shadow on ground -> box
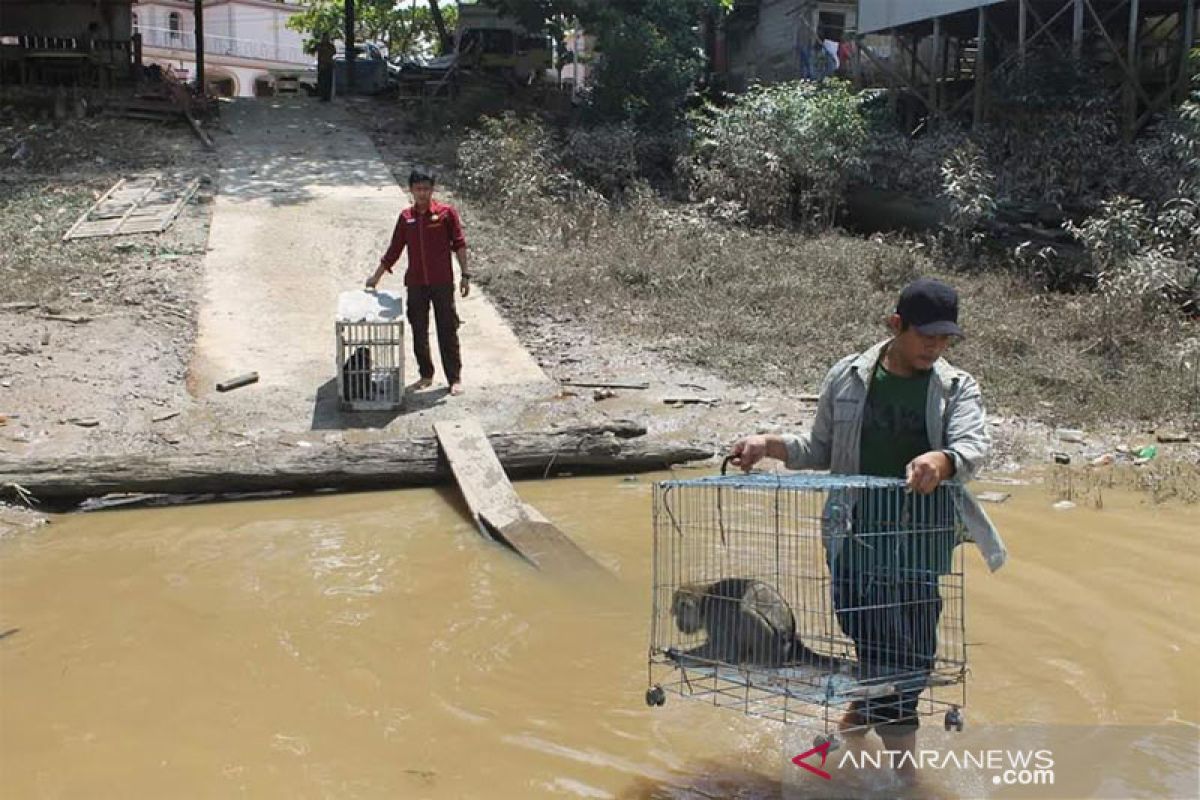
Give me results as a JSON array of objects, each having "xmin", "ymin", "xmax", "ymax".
[{"xmin": 310, "ymin": 377, "xmax": 449, "ymax": 430}]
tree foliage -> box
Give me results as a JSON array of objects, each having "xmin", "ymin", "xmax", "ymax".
[
  {"xmin": 286, "ymin": 0, "xmax": 458, "ymax": 58},
  {"xmin": 690, "ymin": 79, "xmax": 869, "ymax": 227},
  {"xmin": 480, "ymin": 0, "xmax": 730, "ymax": 129}
]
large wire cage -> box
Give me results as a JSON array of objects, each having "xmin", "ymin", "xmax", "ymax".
[{"xmin": 646, "ymin": 470, "xmax": 969, "ymax": 743}]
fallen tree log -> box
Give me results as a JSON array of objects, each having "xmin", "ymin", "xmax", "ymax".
[{"xmin": 0, "ymin": 421, "xmax": 713, "ymax": 507}]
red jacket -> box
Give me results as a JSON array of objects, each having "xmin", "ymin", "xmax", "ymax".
[{"xmin": 379, "ymin": 200, "xmax": 467, "ymax": 287}]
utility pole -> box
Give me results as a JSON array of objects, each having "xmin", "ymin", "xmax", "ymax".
[
  {"xmin": 194, "ymin": 0, "xmax": 205, "ymax": 92},
  {"xmin": 345, "ymin": 0, "xmax": 356, "ymax": 93}
]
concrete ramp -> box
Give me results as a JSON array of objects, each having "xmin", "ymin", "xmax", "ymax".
[{"xmin": 189, "ymin": 98, "xmax": 551, "ymax": 433}]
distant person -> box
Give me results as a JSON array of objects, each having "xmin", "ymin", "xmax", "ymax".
[
  {"xmin": 316, "ymin": 33, "xmax": 336, "ymax": 101},
  {"xmin": 82, "ymin": 21, "xmax": 101, "ymax": 53},
  {"xmin": 366, "ymin": 170, "xmax": 471, "ymax": 396}
]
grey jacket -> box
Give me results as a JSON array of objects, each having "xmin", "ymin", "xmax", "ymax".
[{"xmin": 779, "ymin": 339, "xmax": 1008, "ymax": 572}]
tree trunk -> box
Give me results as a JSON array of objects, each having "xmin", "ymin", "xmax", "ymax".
[
  {"xmin": 427, "ymin": 0, "xmax": 452, "ymax": 55},
  {"xmin": 0, "ymin": 422, "xmax": 713, "ymax": 507}
]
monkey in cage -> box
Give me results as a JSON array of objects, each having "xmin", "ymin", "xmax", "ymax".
[
  {"xmin": 669, "ymin": 578, "xmax": 840, "ymax": 670},
  {"xmin": 729, "ymin": 279, "xmax": 1007, "ymax": 779},
  {"xmin": 341, "ymin": 346, "xmax": 372, "ymax": 401}
]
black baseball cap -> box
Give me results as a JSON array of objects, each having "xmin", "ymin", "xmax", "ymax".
[{"xmin": 896, "ymin": 278, "xmax": 964, "ymax": 337}]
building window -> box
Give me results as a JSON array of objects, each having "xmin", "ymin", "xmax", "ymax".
[
  {"xmin": 817, "ymin": 11, "xmax": 846, "ymax": 42},
  {"xmin": 168, "ymin": 12, "xmax": 181, "ymax": 40}
]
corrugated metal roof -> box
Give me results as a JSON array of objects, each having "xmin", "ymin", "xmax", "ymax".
[{"xmin": 857, "ymin": 0, "xmax": 1006, "ymax": 34}]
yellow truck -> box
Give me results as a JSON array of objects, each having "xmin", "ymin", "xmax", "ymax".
[{"xmin": 454, "ymin": 3, "xmax": 553, "ymax": 83}]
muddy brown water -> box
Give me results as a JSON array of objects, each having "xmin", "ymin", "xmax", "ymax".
[{"xmin": 1, "ymin": 476, "xmax": 1197, "ymax": 799}]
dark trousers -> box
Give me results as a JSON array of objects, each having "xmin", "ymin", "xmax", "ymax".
[
  {"xmin": 832, "ymin": 562, "xmax": 943, "ymax": 731},
  {"xmin": 317, "ymin": 66, "xmax": 332, "ymax": 101},
  {"xmin": 407, "ymin": 284, "xmax": 461, "ymax": 384}
]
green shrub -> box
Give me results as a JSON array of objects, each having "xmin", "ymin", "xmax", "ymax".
[
  {"xmin": 456, "ymin": 113, "xmax": 559, "ymax": 209},
  {"xmin": 689, "ymin": 79, "xmax": 868, "ymax": 227},
  {"xmin": 940, "ymin": 140, "xmax": 997, "ymax": 249}
]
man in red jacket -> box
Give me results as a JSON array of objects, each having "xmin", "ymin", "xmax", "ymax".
[{"xmin": 367, "ymin": 170, "xmax": 471, "ymax": 396}]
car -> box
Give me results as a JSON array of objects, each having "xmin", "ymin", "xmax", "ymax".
[{"xmin": 333, "ymin": 42, "xmax": 389, "ymax": 94}]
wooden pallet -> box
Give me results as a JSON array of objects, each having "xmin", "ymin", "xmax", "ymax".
[{"xmin": 63, "ymin": 174, "xmax": 200, "ymax": 240}]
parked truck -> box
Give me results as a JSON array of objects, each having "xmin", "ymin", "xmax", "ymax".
[
  {"xmin": 453, "ymin": 3, "xmax": 553, "ymax": 83},
  {"xmin": 392, "ymin": 3, "xmax": 555, "ymax": 95}
]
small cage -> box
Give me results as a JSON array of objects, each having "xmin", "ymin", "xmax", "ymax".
[
  {"xmin": 646, "ymin": 470, "xmax": 969, "ymax": 741},
  {"xmin": 336, "ymin": 290, "xmax": 405, "ymax": 412}
]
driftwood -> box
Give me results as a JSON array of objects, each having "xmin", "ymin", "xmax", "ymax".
[
  {"xmin": 216, "ymin": 372, "xmax": 259, "ymax": 392},
  {"xmin": 561, "ymin": 380, "xmax": 650, "ymax": 390},
  {"xmin": 0, "ymin": 421, "xmax": 713, "ymax": 507}
]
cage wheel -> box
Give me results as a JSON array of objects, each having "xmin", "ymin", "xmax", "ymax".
[
  {"xmin": 645, "ymin": 685, "xmax": 666, "ymax": 707},
  {"xmin": 944, "ymin": 706, "xmax": 964, "ymax": 732},
  {"xmin": 813, "ymin": 733, "xmax": 842, "ymax": 752}
]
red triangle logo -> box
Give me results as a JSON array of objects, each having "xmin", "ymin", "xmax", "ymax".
[{"xmin": 792, "ymin": 740, "xmax": 833, "ymax": 780}]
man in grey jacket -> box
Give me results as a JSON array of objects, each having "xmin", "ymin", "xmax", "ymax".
[{"xmin": 730, "ymin": 278, "xmax": 1006, "ymax": 778}]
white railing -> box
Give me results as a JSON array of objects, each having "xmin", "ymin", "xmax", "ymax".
[{"xmin": 138, "ymin": 25, "xmax": 312, "ymax": 66}]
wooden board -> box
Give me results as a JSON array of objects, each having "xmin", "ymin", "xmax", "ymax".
[{"xmin": 434, "ymin": 419, "xmax": 608, "ymax": 575}]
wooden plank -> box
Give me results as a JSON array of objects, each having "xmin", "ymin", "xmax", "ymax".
[
  {"xmin": 434, "ymin": 418, "xmax": 607, "ymax": 575},
  {"xmin": 561, "ymin": 379, "xmax": 650, "ymax": 390},
  {"xmin": 481, "ymin": 512, "xmax": 606, "ymax": 575},
  {"xmin": 72, "ymin": 221, "xmax": 121, "ymax": 236},
  {"xmin": 216, "ymin": 372, "xmax": 259, "ymax": 392},
  {"xmin": 1125, "ymin": 0, "xmax": 1140, "ymax": 140},
  {"xmin": 185, "ymin": 108, "xmax": 215, "ymax": 149},
  {"xmin": 1073, "ymin": 0, "xmax": 1085, "ymax": 60},
  {"xmin": 435, "ymin": 418, "xmax": 526, "ymax": 533},
  {"xmin": 1183, "ymin": 0, "xmax": 1196, "ymax": 104},
  {"xmin": 1019, "ymin": 0, "xmax": 1027, "ymax": 66}
]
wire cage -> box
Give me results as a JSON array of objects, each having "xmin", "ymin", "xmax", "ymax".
[
  {"xmin": 646, "ymin": 470, "xmax": 969, "ymax": 744},
  {"xmin": 336, "ymin": 290, "xmax": 405, "ymax": 412}
]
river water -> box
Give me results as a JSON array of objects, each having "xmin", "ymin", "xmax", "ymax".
[{"xmin": 1, "ymin": 475, "xmax": 1196, "ymax": 799}]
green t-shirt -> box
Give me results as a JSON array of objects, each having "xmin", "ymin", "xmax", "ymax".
[
  {"xmin": 843, "ymin": 361, "xmax": 955, "ymax": 577},
  {"xmin": 859, "ymin": 362, "xmax": 932, "ymax": 479}
]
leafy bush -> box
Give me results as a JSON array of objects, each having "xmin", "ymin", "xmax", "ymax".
[
  {"xmin": 940, "ymin": 140, "xmax": 997, "ymax": 248},
  {"xmin": 983, "ymin": 49, "xmax": 1136, "ymax": 209},
  {"xmin": 456, "ymin": 113, "xmax": 558, "ymax": 209},
  {"xmin": 1067, "ymin": 52, "xmax": 1200, "ymax": 320},
  {"xmin": 689, "ymin": 79, "xmax": 868, "ymax": 227},
  {"xmin": 456, "ymin": 112, "xmax": 616, "ymax": 245},
  {"xmin": 865, "ymin": 125, "xmax": 970, "ymax": 198},
  {"xmin": 562, "ymin": 124, "xmax": 640, "ymax": 198}
]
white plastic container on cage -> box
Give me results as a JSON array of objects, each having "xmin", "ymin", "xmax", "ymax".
[
  {"xmin": 646, "ymin": 469, "xmax": 970, "ymax": 746},
  {"xmin": 336, "ymin": 289, "xmax": 405, "ymax": 412}
]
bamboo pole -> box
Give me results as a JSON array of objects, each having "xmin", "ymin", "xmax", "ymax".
[{"xmin": 974, "ymin": 5, "xmax": 987, "ymax": 128}]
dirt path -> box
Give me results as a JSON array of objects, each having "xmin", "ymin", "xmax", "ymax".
[{"xmin": 189, "ymin": 98, "xmax": 552, "ymax": 437}]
